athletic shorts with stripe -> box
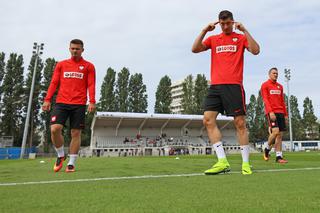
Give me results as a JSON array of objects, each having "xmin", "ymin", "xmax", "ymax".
[
  {"xmin": 50, "ymin": 103, "xmax": 86, "ymax": 129},
  {"xmin": 204, "ymin": 84, "xmax": 246, "ymax": 116},
  {"xmin": 266, "ymin": 113, "xmax": 286, "ymax": 132}
]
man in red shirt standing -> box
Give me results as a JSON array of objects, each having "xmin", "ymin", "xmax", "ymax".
[
  {"xmin": 192, "ymin": 10, "xmax": 260, "ymax": 175},
  {"xmin": 261, "ymin": 67, "xmax": 288, "ymax": 163},
  {"xmin": 42, "ymin": 39, "xmax": 96, "ymax": 172}
]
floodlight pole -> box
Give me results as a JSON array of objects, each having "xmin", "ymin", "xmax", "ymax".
[
  {"xmin": 284, "ymin": 68, "xmax": 293, "ymax": 152},
  {"xmin": 20, "ymin": 43, "xmax": 44, "ymax": 159}
]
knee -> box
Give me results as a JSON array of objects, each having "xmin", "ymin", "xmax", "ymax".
[
  {"xmin": 276, "ymin": 132, "xmax": 282, "ymax": 139},
  {"xmin": 271, "ymin": 129, "xmax": 280, "ymax": 137},
  {"xmin": 51, "ymin": 125, "xmax": 62, "ymax": 135},
  {"xmin": 203, "ymin": 116, "xmax": 216, "ymax": 129},
  {"xmin": 71, "ymin": 129, "xmax": 81, "ymax": 138},
  {"xmin": 234, "ymin": 118, "xmax": 247, "ymax": 132}
]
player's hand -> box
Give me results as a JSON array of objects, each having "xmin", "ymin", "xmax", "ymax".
[
  {"xmin": 234, "ymin": 21, "xmax": 246, "ymax": 32},
  {"xmin": 203, "ymin": 21, "xmax": 219, "ymax": 32},
  {"xmin": 88, "ymin": 103, "xmax": 96, "ymax": 113},
  {"xmin": 42, "ymin": 101, "xmax": 51, "ymax": 111},
  {"xmin": 269, "ymin": 112, "xmax": 276, "ymax": 121}
]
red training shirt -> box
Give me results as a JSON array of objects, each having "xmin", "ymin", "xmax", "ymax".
[
  {"xmin": 203, "ymin": 32, "xmax": 248, "ymax": 85},
  {"xmin": 261, "ymin": 79, "xmax": 288, "ymax": 116},
  {"xmin": 44, "ymin": 57, "xmax": 96, "ymax": 105}
]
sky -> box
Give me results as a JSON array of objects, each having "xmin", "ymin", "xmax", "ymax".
[{"xmin": 0, "ymin": 0, "xmax": 319, "ymax": 117}]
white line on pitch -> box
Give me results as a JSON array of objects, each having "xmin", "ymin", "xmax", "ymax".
[{"xmin": 1, "ymin": 167, "xmax": 320, "ymax": 186}]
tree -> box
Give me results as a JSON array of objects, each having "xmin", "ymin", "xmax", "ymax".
[
  {"xmin": 81, "ymin": 109, "xmax": 95, "ymax": 147},
  {"xmin": 194, "ymin": 74, "xmax": 208, "ymax": 115},
  {"xmin": 0, "ymin": 53, "xmax": 25, "ymax": 146},
  {"xmin": 23, "ymin": 55, "xmax": 44, "ymax": 147},
  {"xmin": 181, "ymin": 75, "xmax": 196, "ymax": 114},
  {"xmin": 303, "ymin": 97, "xmax": 318, "ymax": 139},
  {"xmin": 99, "ymin": 67, "xmax": 116, "ymax": 112},
  {"xmin": 40, "ymin": 58, "xmax": 57, "ymax": 152},
  {"xmin": 253, "ymin": 91, "xmax": 268, "ymax": 142},
  {"xmin": 115, "ymin": 67, "xmax": 130, "ymax": 112},
  {"xmin": 289, "ymin": 95, "xmax": 304, "ymax": 140},
  {"xmin": 128, "ymin": 73, "xmax": 148, "ymax": 113},
  {"xmin": 246, "ymin": 94, "xmax": 257, "ymax": 142},
  {"xmin": 282, "ymin": 94, "xmax": 290, "ymax": 141},
  {"xmin": 154, "ymin": 75, "xmax": 172, "ymax": 114}
]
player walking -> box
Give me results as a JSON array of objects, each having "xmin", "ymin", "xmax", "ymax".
[
  {"xmin": 261, "ymin": 67, "xmax": 288, "ymax": 163},
  {"xmin": 42, "ymin": 39, "xmax": 96, "ymax": 172}
]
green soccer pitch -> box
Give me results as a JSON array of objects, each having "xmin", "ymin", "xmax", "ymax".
[{"xmin": 0, "ymin": 152, "xmax": 320, "ymax": 213}]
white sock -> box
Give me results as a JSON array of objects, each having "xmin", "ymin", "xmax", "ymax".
[
  {"xmin": 68, "ymin": 154, "xmax": 78, "ymax": 166},
  {"xmin": 213, "ymin": 141, "xmax": 226, "ymax": 160},
  {"xmin": 265, "ymin": 143, "xmax": 270, "ymax": 150},
  {"xmin": 55, "ymin": 146, "xmax": 64, "ymax": 158},
  {"xmin": 276, "ymin": 151, "xmax": 282, "ymax": 157},
  {"xmin": 240, "ymin": 145, "xmax": 250, "ymax": 163}
]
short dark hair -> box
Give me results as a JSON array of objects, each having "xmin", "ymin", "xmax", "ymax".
[
  {"xmin": 268, "ymin": 67, "xmax": 278, "ymax": 74},
  {"xmin": 219, "ymin": 10, "xmax": 234, "ymax": 20},
  {"xmin": 70, "ymin": 39, "xmax": 84, "ymax": 47}
]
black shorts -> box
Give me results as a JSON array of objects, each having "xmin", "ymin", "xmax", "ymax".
[
  {"xmin": 204, "ymin": 84, "xmax": 246, "ymax": 116},
  {"xmin": 266, "ymin": 113, "xmax": 286, "ymax": 132},
  {"xmin": 50, "ymin": 103, "xmax": 86, "ymax": 129}
]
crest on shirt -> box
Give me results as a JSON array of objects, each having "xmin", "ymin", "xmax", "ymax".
[
  {"xmin": 277, "ymin": 86, "xmax": 280, "ymax": 89},
  {"xmin": 232, "ymin": 38, "xmax": 238, "ymax": 42},
  {"xmin": 79, "ymin": 65, "xmax": 84, "ymax": 70}
]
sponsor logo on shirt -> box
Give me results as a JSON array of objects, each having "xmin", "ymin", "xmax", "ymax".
[
  {"xmin": 64, "ymin": 72, "xmax": 84, "ymax": 79},
  {"xmin": 216, "ymin": 45, "xmax": 237, "ymax": 53},
  {"xmin": 270, "ymin": 90, "xmax": 281, "ymax": 95}
]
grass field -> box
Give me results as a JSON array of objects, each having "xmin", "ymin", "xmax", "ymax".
[{"xmin": 0, "ymin": 152, "xmax": 320, "ymax": 213}]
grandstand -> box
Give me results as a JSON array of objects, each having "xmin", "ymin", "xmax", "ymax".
[
  {"xmin": 0, "ymin": 136, "xmax": 13, "ymax": 148},
  {"xmin": 89, "ymin": 112, "xmax": 249, "ymax": 157}
]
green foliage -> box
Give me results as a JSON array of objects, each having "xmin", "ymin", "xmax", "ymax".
[
  {"xmin": 180, "ymin": 74, "xmax": 208, "ymax": 115},
  {"xmin": 303, "ymin": 97, "xmax": 318, "ymax": 139},
  {"xmin": 99, "ymin": 67, "xmax": 116, "ymax": 112},
  {"xmin": 128, "ymin": 73, "xmax": 148, "ymax": 113},
  {"xmin": 115, "ymin": 67, "xmax": 130, "ymax": 112},
  {"xmin": 194, "ymin": 74, "xmax": 208, "ymax": 115},
  {"xmin": 248, "ymin": 91, "xmax": 268, "ymax": 142},
  {"xmin": 289, "ymin": 95, "xmax": 304, "ymax": 140},
  {"xmin": 181, "ymin": 75, "xmax": 196, "ymax": 114},
  {"xmin": 0, "ymin": 53, "xmax": 25, "ymax": 146},
  {"xmin": 40, "ymin": 58, "xmax": 57, "ymax": 152},
  {"xmin": 154, "ymin": 75, "xmax": 172, "ymax": 114}
]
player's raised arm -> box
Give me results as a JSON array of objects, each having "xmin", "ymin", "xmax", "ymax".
[
  {"xmin": 191, "ymin": 21, "xmax": 219, "ymax": 53},
  {"xmin": 234, "ymin": 21, "xmax": 260, "ymax": 55}
]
